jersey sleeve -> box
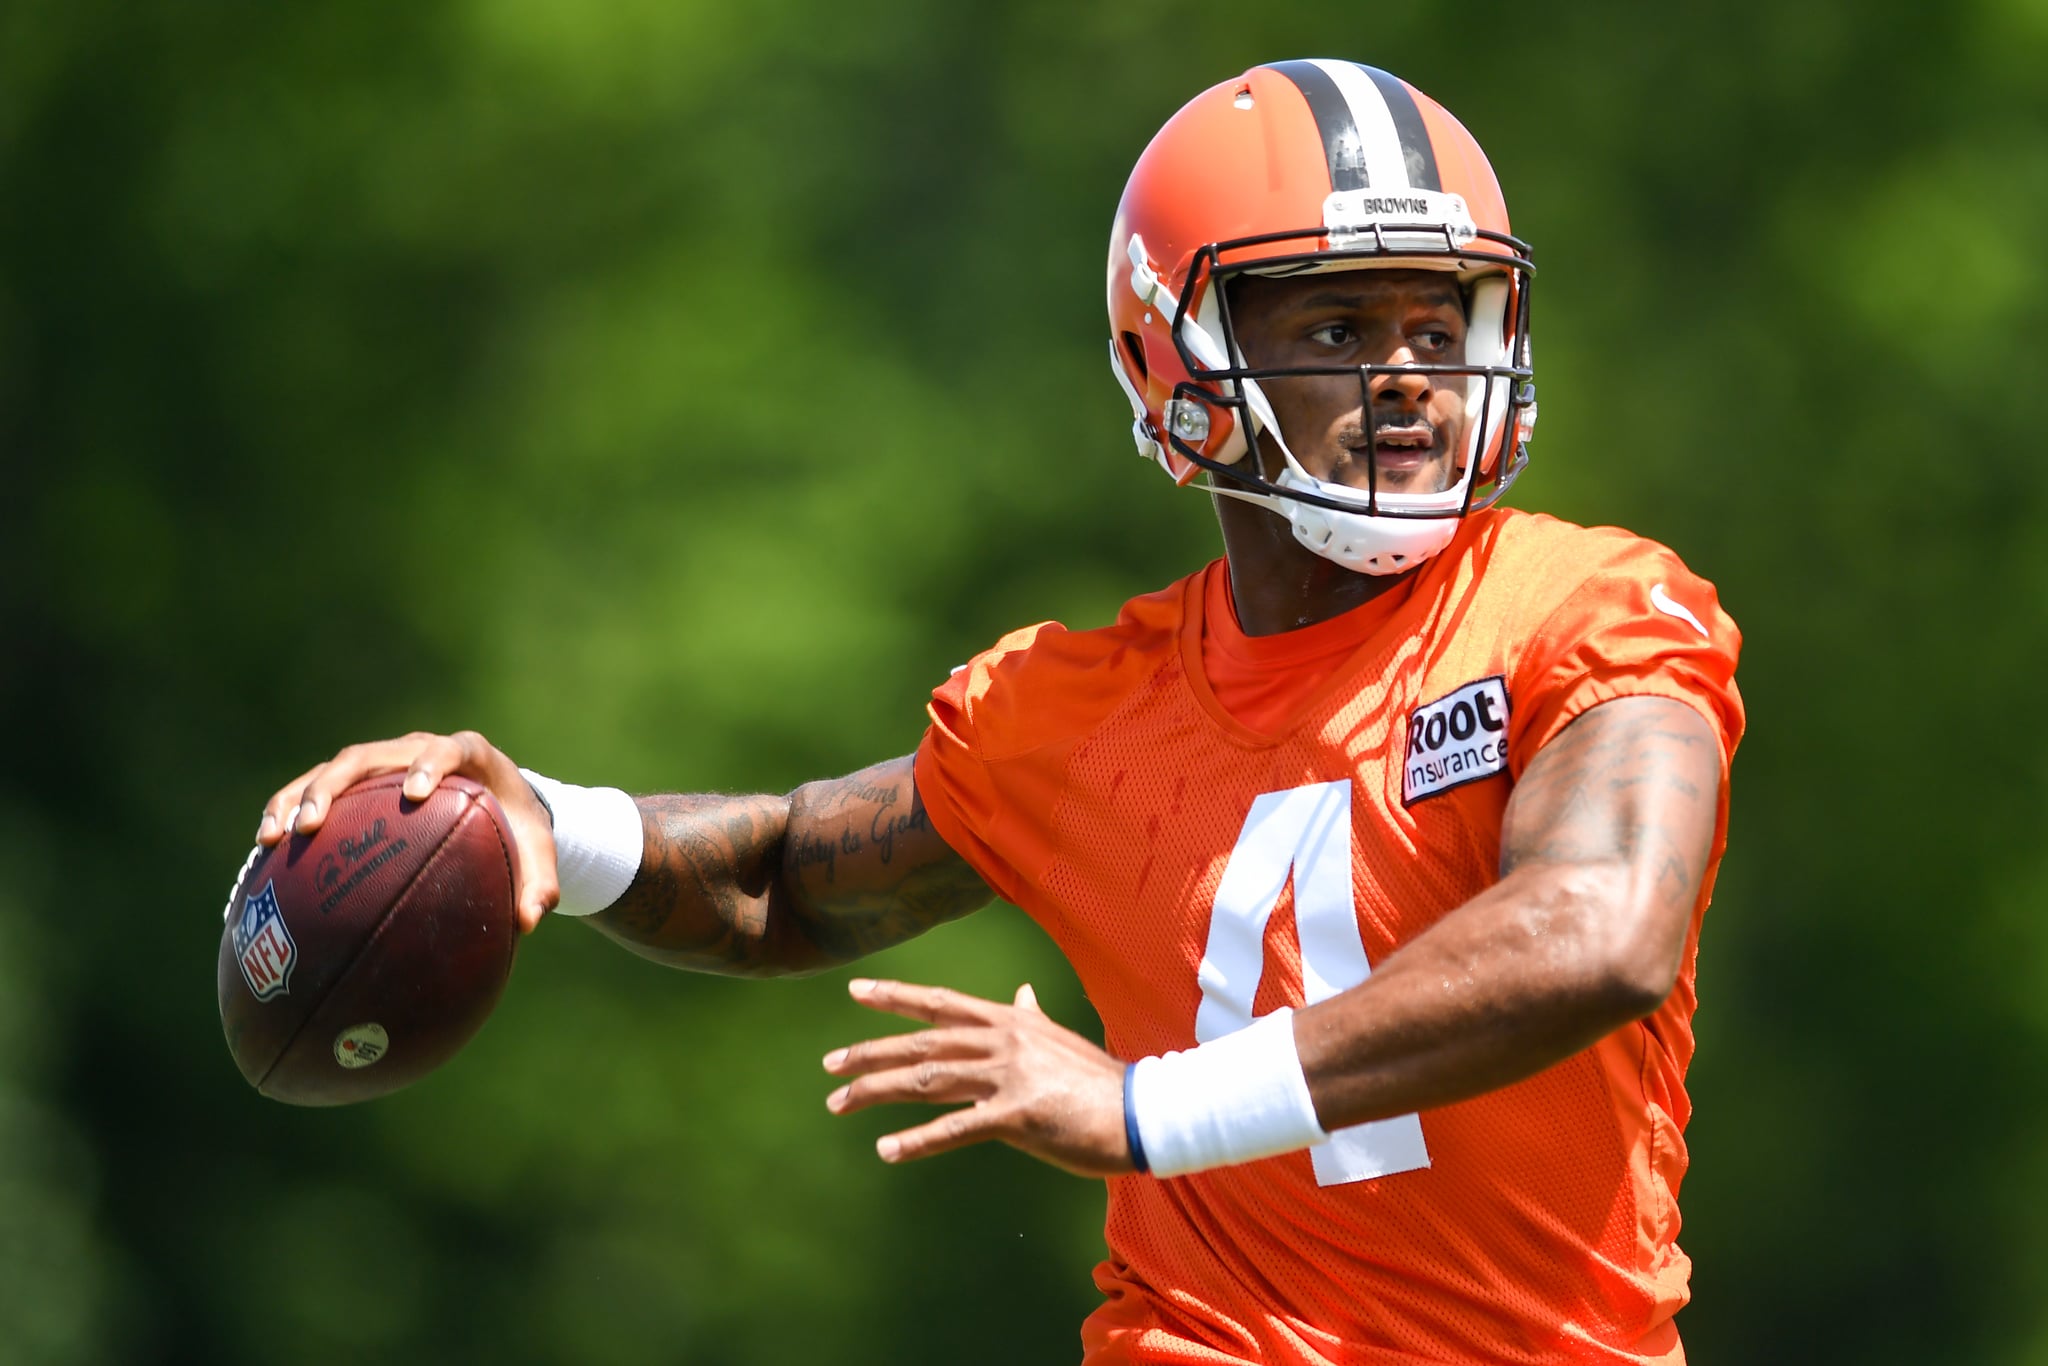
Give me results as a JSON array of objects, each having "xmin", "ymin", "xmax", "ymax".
[
  {"xmin": 1507, "ymin": 545, "xmax": 1745, "ymax": 776},
  {"xmin": 912, "ymin": 623, "xmax": 1064, "ymax": 908}
]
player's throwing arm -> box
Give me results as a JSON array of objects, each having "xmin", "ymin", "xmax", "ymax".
[
  {"xmin": 256, "ymin": 733, "xmax": 995, "ymax": 974},
  {"xmin": 254, "ymin": 691, "xmax": 1718, "ymax": 1176}
]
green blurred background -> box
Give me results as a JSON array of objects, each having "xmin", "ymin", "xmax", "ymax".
[{"xmin": 4, "ymin": 1, "xmax": 2047, "ymax": 1361}]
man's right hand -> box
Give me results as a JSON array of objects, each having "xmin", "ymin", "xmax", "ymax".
[{"xmin": 255, "ymin": 731, "xmax": 561, "ymax": 931}]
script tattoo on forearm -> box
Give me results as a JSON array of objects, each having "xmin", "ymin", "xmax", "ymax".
[
  {"xmin": 777, "ymin": 766, "xmax": 985, "ymax": 963},
  {"xmin": 1500, "ymin": 696, "xmax": 1720, "ymax": 916},
  {"xmin": 591, "ymin": 757, "xmax": 990, "ymax": 976},
  {"xmin": 807, "ymin": 777, "xmax": 934, "ymax": 873}
]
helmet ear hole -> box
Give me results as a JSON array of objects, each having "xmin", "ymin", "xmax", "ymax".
[
  {"xmin": 1462, "ymin": 277, "xmax": 1512, "ymax": 478},
  {"xmin": 1120, "ymin": 331, "xmax": 1148, "ymax": 381}
]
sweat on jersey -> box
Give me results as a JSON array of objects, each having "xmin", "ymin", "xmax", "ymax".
[{"xmin": 914, "ymin": 508, "xmax": 1745, "ymax": 1366}]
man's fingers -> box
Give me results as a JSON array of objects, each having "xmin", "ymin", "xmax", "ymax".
[
  {"xmin": 827, "ymin": 978, "xmax": 1128, "ymax": 1178},
  {"xmin": 825, "ymin": 1060, "xmax": 994, "ymax": 1116},
  {"xmin": 254, "ymin": 731, "xmax": 558, "ymax": 932},
  {"xmin": 822, "ymin": 1027, "xmax": 989, "ymax": 1078},
  {"xmin": 444, "ymin": 737, "xmax": 560, "ymax": 932},
  {"xmin": 876, "ymin": 1104, "xmax": 1006, "ymax": 1164},
  {"xmin": 847, "ymin": 978, "xmax": 999, "ymax": 1026},
  {"xmin": 400, "ymin": 733, "xmax": 468, "ymax": 803},
  {"xmin": 265, "ymin": 732, "xmax": 477, "ymax": 840},
  {"xmin": 500, "ymin": 796, "xmax": 560, "ymax": 933},
  {"xmin": 293, "ymin": 750, "xmax": 368, "ymax": 834},
  {"xmin": 257, "ymin": 765, "xmax": 323, "ymax": 846},
  {"xmin": 293, "ymin": 736, "xmax": 434, "ymax": 833},
  {"xmin": 400, "ymin": 732, "xmax": 557, "ymax": 931}
]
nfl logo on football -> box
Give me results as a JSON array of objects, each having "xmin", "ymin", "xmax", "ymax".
[{"xmin": 233, "ymin": 881, "xmax": 297, "ymax": 1001}]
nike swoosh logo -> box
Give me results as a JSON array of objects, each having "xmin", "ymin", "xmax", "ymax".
[{"xmin": 1650, "ymin": 583, "xmax": 1709, "ymax": 638}]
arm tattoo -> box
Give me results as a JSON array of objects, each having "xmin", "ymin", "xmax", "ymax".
[
  {"xmin": 590, "ymin": 756, "xmax": 992, "ymax": 977},
  {"xmin": 777, "ymin": 765, "xmax": 992, "ymax": 963},
  {"xmin": 1286, "ymin": 696, "xmax": 1727, "ymax": 1130},
  {"xmin": 1501, "ymin": 696, "xmax": 1723, "ymax": 919},
  {"xmin": 602, "ymin": 791, "xmax": 787, "ymax": 964}
]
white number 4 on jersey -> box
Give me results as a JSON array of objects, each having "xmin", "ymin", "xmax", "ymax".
[{"xmin": 1196, "ymin": 780, "xmax": 1431, "ymax": 1187}]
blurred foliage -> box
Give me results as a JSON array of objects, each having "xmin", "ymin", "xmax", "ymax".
[{"xmin": 4, "ymin": 0, "xmax": 2048, "ymax": 1362}]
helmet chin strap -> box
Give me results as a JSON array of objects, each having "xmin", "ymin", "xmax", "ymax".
[{"xmin": 1208, "ymin": 373, "xmax": 1472, "ymax": 578}]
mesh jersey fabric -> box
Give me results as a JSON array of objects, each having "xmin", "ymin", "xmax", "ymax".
[
  {"xmin": 913, "ymin": 507, "xmax": 1745, "ymax": 1366},
  {"xmin": 1198, "ymin": 562, "xmax": 1417, "ymax": 733}
]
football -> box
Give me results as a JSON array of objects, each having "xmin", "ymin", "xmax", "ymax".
[{"xmin": 217, "ymin": 773, "xmax": 519, "ymax": 1105}]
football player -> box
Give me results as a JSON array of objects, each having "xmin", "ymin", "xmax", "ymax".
[{"xmin": 259, "ymin": 60, "xmax": 1741, "ymax": 1364}]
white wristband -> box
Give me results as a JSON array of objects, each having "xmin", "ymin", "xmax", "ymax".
[
  {"xmin": 519, "ymin": 768, "xmax": 644, "ymax": 917},
  {"xmin": 1129, "ymin": 1008, "xmax": 1328, "ymax": 1178}
]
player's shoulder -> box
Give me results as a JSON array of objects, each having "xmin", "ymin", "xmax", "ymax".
[
  {"xmin": 959, "ymin": 574, "xmax": 1188, "ymax": 686},
  {"xmin": 933, "ymin": 571, "xmax": 1195, "ymax": 760},
  {"xmin": 1456, "ymin": 507, "xmax": 1741, "ymax": 681},
  {"xmin": 1466, "ymin": 507, "xmax": 1730, "ymax": 625},
  {"xmin": 1476, "ymin": 506, "xmax": 1704, "ymax": 585}
]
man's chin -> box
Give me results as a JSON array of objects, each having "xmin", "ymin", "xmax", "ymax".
[{"xmin": 1335, "ymin": 461, "xmax": 1457, "ymax": 500}]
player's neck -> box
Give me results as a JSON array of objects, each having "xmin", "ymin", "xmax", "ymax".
[{"xmin": 1213, "ymin": 498, "xmax": 1415, "ymax": 637}]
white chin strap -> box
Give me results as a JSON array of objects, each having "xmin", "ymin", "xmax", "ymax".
[
  {"xmin": 1264, "ymin": 467, "xmax": 1462, "ymax": 576},
  {"xmin": 1214, "ymin": 373, "xmax": 1475, "ymax": 578}
]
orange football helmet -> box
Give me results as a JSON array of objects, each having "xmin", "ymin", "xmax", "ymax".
[{"xmin": 1106, "ymin": 61, "xmax": 1536, "ymax": 575}]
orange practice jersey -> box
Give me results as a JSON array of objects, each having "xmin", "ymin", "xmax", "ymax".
[{"xmin": 914, "ymin": 508, "xmax": 1745, "ymax": 1366}]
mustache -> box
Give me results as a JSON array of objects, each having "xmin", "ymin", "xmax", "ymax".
[{"xmin": 1338, "ymin": 411, "xmax": 1444, "ymax": 446}]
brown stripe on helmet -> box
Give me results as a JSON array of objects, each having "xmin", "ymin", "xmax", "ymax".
[
  {"xmin": 1360, "ymin": 65, "xmax": 1442, "ymax": 192},
  {"xmin": 1263, "ymin": 59, "xmax": 1369, "ymax": 191}
]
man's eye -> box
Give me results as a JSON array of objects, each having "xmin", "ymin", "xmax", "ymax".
[
  {"xmin": 1416, "ymin": 329, "xmax": 1456, "ymax": 352},
  {"xmin": 1309, "ymin": 323, "xmax": 1355, "ymax": 347}
]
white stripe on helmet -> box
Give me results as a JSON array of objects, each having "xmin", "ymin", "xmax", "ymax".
[{"xmin": 1311, "ymin": 60, "xmax": 1412, "ymax": 191}]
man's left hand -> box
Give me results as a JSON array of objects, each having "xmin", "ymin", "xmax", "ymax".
[{"xmin": 824, "ymin": 978, "xmax": 1135, "ymax": 1179}]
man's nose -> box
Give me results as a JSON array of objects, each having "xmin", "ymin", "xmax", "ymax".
[{"xmin": 1366, "ymin": 358, "xmax": 1433, "ymax": 407}]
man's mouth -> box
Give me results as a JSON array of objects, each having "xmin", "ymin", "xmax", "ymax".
[{"xmin": 1360, "ymin": 425, "xmax": 1437, "ymax": 471}]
